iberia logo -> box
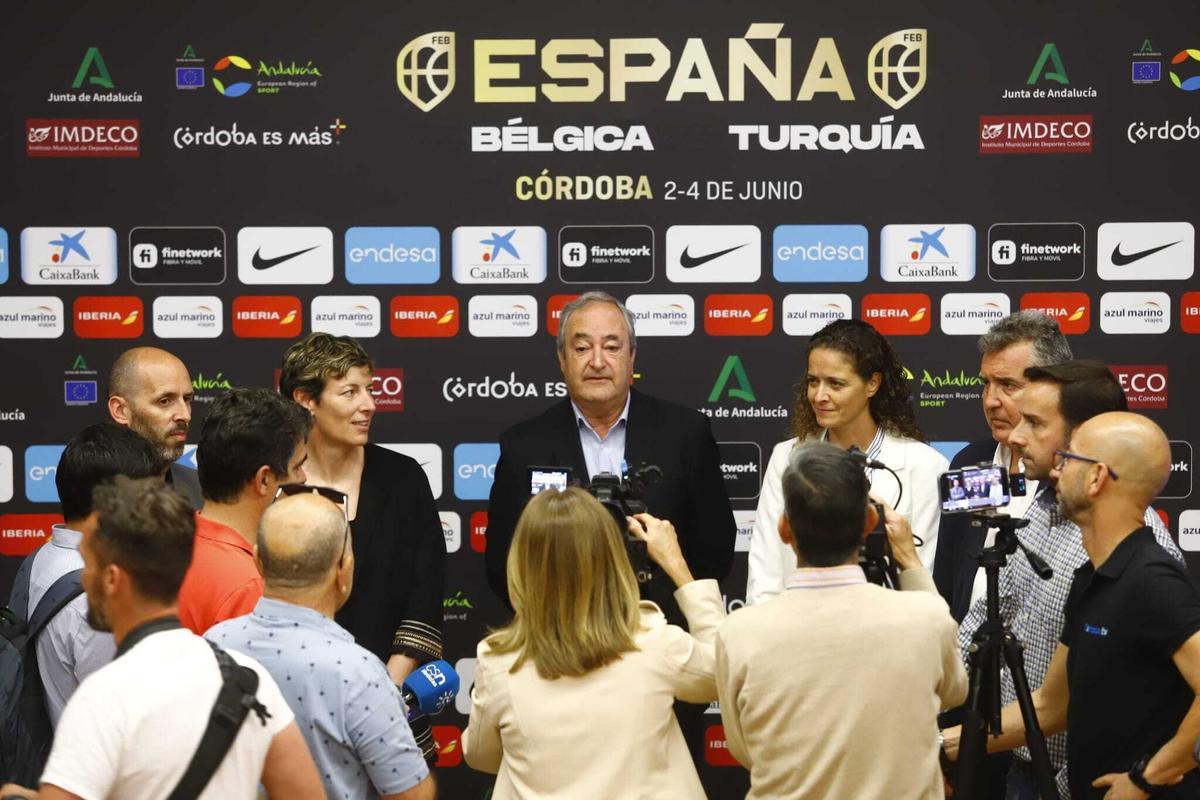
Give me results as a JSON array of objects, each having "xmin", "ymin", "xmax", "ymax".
[
  {"xmin": 0, "ymin": 514, "xmax": 63, "ymax": 556},
  {"xmin": 546, "ymin": 294, "xmax": 580, "ymax": 338},
  {"xmin": 73, "ymin": 296, "xmax": 144, "ymax": 338},
  {"xmin": 860, "ymin": 293, "xmax": 931, "ymax": 335},
  {"xmin": 704, "ymin": 725, "xmax": 739, "ymax": 767},
  {"xmin": 232, "ymin": 296, "xmax": 303, "ymax": 338},
  {"xmin": 432, "ymin": 725, "xmax": 463, "ymax": 767},
  {"xmin": 1020, "ymin": 292, "xmax": 1090, "ymax": 335},
  {"xmin": 1182, "ymin": 291, "xmax": 1200, "ymax": 335},
  {"xmin": 703, "ymin": 294, "xmax": 774, "ymax": 337},
  {"xmin": 469, "ymin": 510, "xmax": 487, "ymax": 553},
  {"xmin": 391, "ymin": 295, "xmax": 459, "ymax": 338}
]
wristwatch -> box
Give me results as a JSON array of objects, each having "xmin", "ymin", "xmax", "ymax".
[{"xmin": 1129, "ymin": 756, "xmax": 1168, "ymax": 795}]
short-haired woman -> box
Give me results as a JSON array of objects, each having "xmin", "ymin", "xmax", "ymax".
[
  {"xmin": 746, "ymin": 319, "xmax": 948, "ymax": 605},
  {"xmin": 280, "ymin": 332, "xmax": 444, "ymax": 681},
  {"xmin": 463, "ymin": 487, "xmax": 724, "ymax": 799}
]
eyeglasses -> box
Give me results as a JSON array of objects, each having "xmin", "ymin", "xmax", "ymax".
[
  {"xmin": 274, "ymin": 483, "xmax": 352, "ymax": 565},
  {"xmin": 1053, "ymin": 449, "xmax": 1119, "ymax": 481}
]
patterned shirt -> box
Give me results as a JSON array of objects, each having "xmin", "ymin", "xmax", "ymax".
[
  {"xmin": 957, "ymin": 489, "xmax": 1181, "ymax": 796},
  {"xmin": 207, "ymin": 598, "xmax": 428, "ymax": 800}
]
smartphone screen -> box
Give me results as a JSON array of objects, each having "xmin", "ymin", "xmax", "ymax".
[{"xmin": 940, "ymin": 465, "xmax": 1010, "ymax": 513}]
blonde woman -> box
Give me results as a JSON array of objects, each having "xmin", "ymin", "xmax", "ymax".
[{"xmin": 462, "ymin": 488, "xmax": 724, "ymax": 800}]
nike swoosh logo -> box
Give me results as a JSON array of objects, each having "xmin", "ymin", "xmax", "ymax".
[
  {"xmin": 679, "ymin": 243, "xmax": 747, "ymax": 269},
  {"xmin": 1111, "ymin": 240, "xmax": 1181, "ymax": 267},
  {"xmin": 251, "ymin": 245, "xmax": 320, "ymax": 270}
]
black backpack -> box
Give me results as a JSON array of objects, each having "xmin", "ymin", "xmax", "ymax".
[{"xmin": 0, "ymin": 556, "xmax": 83, "ymax": 785}]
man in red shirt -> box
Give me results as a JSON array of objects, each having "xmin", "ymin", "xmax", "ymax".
[{"xmin": 177, "ymin": 387, "xmax": 311, "ymax": 634}]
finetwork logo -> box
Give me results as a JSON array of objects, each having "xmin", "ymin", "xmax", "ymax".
[
  {"xmin": 1110, "ymin": 365, "xmax": 1168, "ymax": 409},
  {"xmin": 625, "ymin": 294, "xmax": 695, "ymax": 337},
  {"xmin": 25, "ymin": 445, "xmax": 66, "ymax": 503},
  {"xmin": 390, "ymin": 296, "xmax": 459, "ymax": 337},
  {"xmin": 781, "ymin": 294, "xmax": 851, "ymax": 336},
  {"xmin": 232, "ymin": 296, "xmax": 302, "ymax": 338},
  {"xmin": 345, "ymin": 227, "xmax": 440, "ymax": 285},
  {"xmin": 152, "ymin": 296, "xmax": 223, "ymax": 338},
  {"xmin": 21, "ymin": 227, "xmax": 117, "ymax": 285},
  {"xmin": 939, "ymin": 293, "xmax": 1011, "ymax": 335},
  {"xmin": 453, "ymin": 443, "xmax": 499, "ymax": 501},
  {"xmin": 717, "ymin": 442, "xmax": 763, "ymax": 500},
  {"xmin": 772, "ymin": 225, "xmax": 868, "ymax": 283},
  {"xmin": 988, "ymin": 223, "xmax": 1085, "ymax": 282},
  {"xmin": 129, "ymin": 227, "xmax": 226, "ymax": 285},
  {"xmin": 861, "ymin": 293, "xmax": 931, "ymax": 335},
  {"xmin": 26, "ymin": 119, "xmax": 140, "ymax": 158},
  {"xmin": 880, "ymin": 224, "xmax": 975, "ymax": 282},
  {"xmin": 1096, "ymin": 222, "xmax": 1194, "ymax": 281},
  {"xmin": 379, "ymin": 443, "xmax": 443, "ymax": 499},
  {"xmin": 0, "ymin": 297, "xmax": 65, "ymax": 339},
  {"xmin": 237, "ymin": 227, "xmax": 334, "ymax": 285},
  {"xmin": 467, "ymin": 295, "xmax": 538, "ymax": 337},
  {"xmin": 704, "ymin": 295, "xmax": 773, "ymax": 336},
  {"xmin": 1020, "ymin": 292, "xmax": 1091, "ymax": 335},
  {"xmin": 979, "ymin": 114, "xmax": 1093, "ymax": 154},
  {"xmin": 1182, "ymin": 291, "xmax": 1200, "ymax": 334},
  {"xmin": 665, "ymin": 226, "xmax": 761, "ymax": 284},
  {"xmin": 1163, "ymin": 441, "xmax": 1193, "ymax": 500},
  {"xmin": 558, "ymin": 225, "xmax": 653, "ymax": 284},
  {"xmin": 73, "ymin": 296, "xmax": 144, "ymax": 339},
  {"xmin": 311, "ymin": 295, "xmax": 381, "ymax": 338},
  {"xmin": 452, "ymin": 227, "xmax": 546, "ymax": 284},
  {"xmin": 1099, "ymin": 292, "xmax": 1171, "ymax": 334}
]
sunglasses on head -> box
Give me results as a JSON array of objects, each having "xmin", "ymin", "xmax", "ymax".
[{"xmin": 273, "ymin": 483, "xmax": 352, "ymax": 564}]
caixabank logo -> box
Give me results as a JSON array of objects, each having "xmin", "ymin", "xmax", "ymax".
[
  {"xmin": 704, "ymin": 294, "xmax": 773, "ymax": 336},
  {"xmin": 860, "ymin": 293, "xmax": 930, "ymax": 335},
  {"xmin": 880, "ymin": 224, "xmax": 976, "ymax": 282},
  {"xmin": 390, "ymin": 296, "xmax": 459, "ymax": 337},
  {"xmin": 21, "ymin": 227, "xmax": 118, "ymax": 285},
  {"xmin": 451, "ymin": 227, "xmax": 546, "ymax": 284},
  {"xmin": 1110, "ymin": 364, "xmax": 1167, "ymax": 409},
  {"xmin": 1020, "ymin": 292, "xmax": 1090, "ymax": 334},
  {"xmin": 73, "ymin": 296, "xmax": 144, "ymax": 338},
  {"xmin": 232, "ymin": 296, "xmax": 302, "ymax": 338}
]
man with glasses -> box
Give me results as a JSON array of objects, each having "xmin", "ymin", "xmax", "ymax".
[
  {"xmin": 945, "ymin": 413, "xmax": 1200, "ymax": 798},
  {"xmin": 207, "ymin": 487, "xmax": 435, "ymax": 800},
  {"xmin": 177, "ymin": 388, "xmax": 311, "ymax": 635},
  {"xmin": 943, "ymin": 361, "xmax": 1183, "ymax": 799}
]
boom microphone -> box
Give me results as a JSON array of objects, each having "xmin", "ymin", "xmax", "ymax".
[{"xmin": 400, "ymin": 659, "xmax": 460, "ymax": 719}]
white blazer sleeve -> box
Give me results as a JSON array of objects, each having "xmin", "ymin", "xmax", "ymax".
[
  {"xmin": 746, "ymin": 439, "xmax": 797, "ymax": 605},
  {"xmin": 907, "ymin": 443, "xmax": 949, "ymax": 570}
]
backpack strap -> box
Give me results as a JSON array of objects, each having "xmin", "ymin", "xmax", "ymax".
[
  {"xmin": 165, "ymin": 641, "xmax": 272, "ymax": 800},
  {"xmin": 25, "ymin": 570, "xmax": 84, "ymax": 645},
  {"xmin": 3, "ymin": 552, "xmax": 38, "ymax": 624}
]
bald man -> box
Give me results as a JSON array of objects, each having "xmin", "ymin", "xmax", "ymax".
[
  {"xmin": 207, "ymin": 491, "xmax": 435, "ymax": 800},
  {"xmin": 945, "ymin": 413, "xmax": 1200, "ymax": 799},
  {"xmin": 107, "ymin": 346, "xmax": 202, "ymax": 508}
]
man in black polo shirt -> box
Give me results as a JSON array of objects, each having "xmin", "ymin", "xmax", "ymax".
[{"xmin": 944, "ymin": 411, "xmax": 1200, "ymax": 798}]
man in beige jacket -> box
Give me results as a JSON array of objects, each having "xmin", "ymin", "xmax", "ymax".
[{"xmin": 716, "ymin": 441, "xmax": 967, "ymax": 799}]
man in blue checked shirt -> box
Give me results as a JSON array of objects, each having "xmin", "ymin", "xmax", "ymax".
[
  {"xmin": 942, "ymin": 361, "xmax": 1183, "ymax": 799},
  {"xmin": 208, "ymin": 488, "xmax": 435, "ymax": 800}
]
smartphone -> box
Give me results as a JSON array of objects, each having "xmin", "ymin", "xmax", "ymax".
[
  {"xmin": 939, "ymin": 464, "xmax": 1015, "ymax": 514},
  {"xmin": 529, "ymin": 466, "xmax": 571, "ymax": 496}
]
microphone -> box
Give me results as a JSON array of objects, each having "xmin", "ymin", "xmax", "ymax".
[
  {"xmin": 847, "ymin": 445, "xmax": 888, "ymax": 471},
  {"xmin": 400, "ymin": 659, "xmax": 460, "ymax": 719}
]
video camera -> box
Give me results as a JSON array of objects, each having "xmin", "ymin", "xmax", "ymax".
[
  {"xmin": 529, "ymin": 463, "xmax": 663, "ymax": 584},
  {"xmin": 938, "ymin": 463, "xmax": 1026, "ymax": 515},
  {"xmin": 860, "ymin": 501, "xmax": 900, "ymax": 589}
]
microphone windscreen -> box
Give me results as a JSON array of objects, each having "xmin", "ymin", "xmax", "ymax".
[{"xmin": 402, "ymin": 659, "xmax": 461, "ymax": 716}]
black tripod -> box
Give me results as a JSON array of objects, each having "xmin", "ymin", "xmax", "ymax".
[{"xmin": 954, "ymin": 513, "xmax": 1060, "ymax": 800}]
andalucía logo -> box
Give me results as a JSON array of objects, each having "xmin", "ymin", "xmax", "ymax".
[
  {"xmin": 390, "ymin": 295, "xmax": 459, "ymax": 337},
  {"xmin": 73, "ymin": 296, "xmax": 144, "ymax": 339},
  {"xmin": 1020, "ymin": 292, "xmax": 1091, "ymax": 335},
  {"xmin": 232, "ymin": 296, "xmax": 302, "ymax": 338},
  {"xmin": 860, "ymin": 293, "xmax": 931, "ymax": 335}
]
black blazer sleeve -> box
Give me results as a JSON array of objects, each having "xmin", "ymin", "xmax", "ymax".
[
  {"xmin": 390, "ymin": 460, "xmax": 446, "ymax": 660},
  {"xmin": 678, "ymin": 412, "xmax": 736, "ymax": 582},
  {"xmin": 485, "ymin": 426, "xmax": 526, "ymax": 606}
]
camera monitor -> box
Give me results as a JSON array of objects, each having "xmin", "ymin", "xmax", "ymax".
[
  {"xmin": 940, "ymin": 465, "xmax": 1014, "ymax": 514},
  {"xmin": 529, "ymin": 466, "xmax": 571, "ymax": 496}
]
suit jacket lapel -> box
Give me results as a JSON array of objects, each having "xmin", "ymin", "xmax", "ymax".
[{"xmin": 623, "ymin": 390, "xmax": 651, "ymax": 474}]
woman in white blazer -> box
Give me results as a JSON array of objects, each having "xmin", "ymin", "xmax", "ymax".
[
  {"xmin": 747, "ymin": 319, "xmax": 949, "ymax": 605},
  {"xmin": 462, "ymin": 487, "xmax": 725, "ymax": 800}
]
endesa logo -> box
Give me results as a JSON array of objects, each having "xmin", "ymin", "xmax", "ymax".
[
  {"xmin": 545, "ymin": 294, "xmax": 579, "ymax": 338},
  {"xmin": 704, "ymin": 725, "xmax": 739, "ymax": 767},
  {"xmin": 345, "ymin": 226, "xmax": 440, "ymax": 285},
  {"xmin": 1110, "ymin": 365, "xmax": 1168, "ymax": 410},
  {"xmin": 1020, "ymin": 292, "xmax": 1090, "ymax": 335},
  {"xmin": 453, "ymin": 443, "xmax": 499, "ymax": 501},
  {"xmin": 469, "ymin": 510, "xmax": 488, "ymax": 553},
  {"xmin": 26, "ymin": 118, "xmax": 140, "ymax": 158},
  {"xmin": 979, "ymin": 114, "xmax": 1093, "ymax": 154},
  {"xmin": 232, "ymin": 296, "xmax": 302, "ymax": 338},
  {"xmin": 0, "ymin": 514, "xmax": 63, "ymax": 556},
  {"xmin": 390, "ymin": 295, "xmax": 459, "ymax": 338},
  {"xmin": 1182, "ymin": 292, "xmax": 1200, "ymax": 334},
  {"xmin": 73, "ymin": 296, "xmax": 144, "ymax": 338},
  {"xmin": 25, "ymin": 445, "xmax": 66, "ymax": 503},
  {"xmin": 860, "ymin": 293, "xmax": 931, "ymax": 335},
  {"xmin": 703, "ymin": 294, "xmax": 773, "ymax": 337}
]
